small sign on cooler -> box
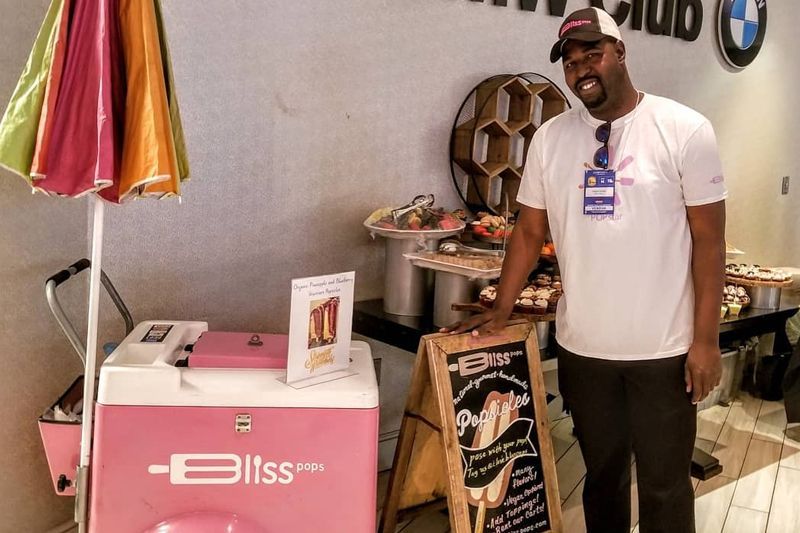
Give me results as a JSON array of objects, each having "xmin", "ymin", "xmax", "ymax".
[{"xmin": 286, "ymin": 271, "xmax": 356, "ymax": 387}]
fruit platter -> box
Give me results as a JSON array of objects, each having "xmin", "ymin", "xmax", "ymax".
[
  {"xmin": 469, "ymin": 212, "xmax": 513, "ymax": 243},
  {"xmin": 364, "ymin": 195, "xmax": 465, "ymax": 240}
]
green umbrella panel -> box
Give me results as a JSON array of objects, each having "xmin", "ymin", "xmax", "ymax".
[{"xmin": 0, "ymin": 0, "xmax": 66, "ymax": 182}]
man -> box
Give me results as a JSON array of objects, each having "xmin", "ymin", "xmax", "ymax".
[{"xmin": 447, "ymin": 7, "xmax": 726, "ymax": 533}]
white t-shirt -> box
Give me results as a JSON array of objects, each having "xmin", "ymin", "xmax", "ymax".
[{"xmin": 517, "ymin": 93, "xmax": 727, "ymax": 360}]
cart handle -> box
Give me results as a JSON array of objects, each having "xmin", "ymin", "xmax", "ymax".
[{"xmin": 45, "ymin": 259, "xmax": 134, "ymax": 364}]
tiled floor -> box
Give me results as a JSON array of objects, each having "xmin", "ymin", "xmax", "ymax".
[{"xmin": 380, "ymin": 393, "xmax": 800, "ymax": 533}]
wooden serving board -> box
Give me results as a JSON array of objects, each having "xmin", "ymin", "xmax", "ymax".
[
  {"xmin": 725, "ymin": 276, "xmax": 793, "ymax": 289},
  {"xmin": 451, "ymin": 302, "xmax": 556, "ymax": 323}
]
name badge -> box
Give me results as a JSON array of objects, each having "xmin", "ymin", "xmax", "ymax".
[{"xmin": 583, "ymin": 169, "xmax": 616, "ymax": 215}]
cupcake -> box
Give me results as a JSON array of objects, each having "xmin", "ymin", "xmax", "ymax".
[
  {"xmin": 514, "ymin": 297, "xmax": 536, "ymax": 314},
  {"xmin": 533, "ymin": 298, "xmax": 548, "ymax": 315},
  {"xmin": 519, "ymin": 286, "xmax": 536, "ymax": 299},
  {"xmin": 479, "ymin": 285, "xmax": 497, "ymax": 308}
]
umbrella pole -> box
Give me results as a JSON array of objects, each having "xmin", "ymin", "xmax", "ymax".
[{"xmin": 75, "ymin": 195, "xmax": 105, "ymax": 532}]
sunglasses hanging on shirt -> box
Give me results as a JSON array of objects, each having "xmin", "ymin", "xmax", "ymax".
[{"xmin": 593, "ymin": 121, "xmax": 611, "ymax": 169}]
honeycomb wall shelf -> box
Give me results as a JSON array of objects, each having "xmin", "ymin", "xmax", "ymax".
[{"xmin": 450, "ymin": 73, "xmax": 570, "ymax": 214}]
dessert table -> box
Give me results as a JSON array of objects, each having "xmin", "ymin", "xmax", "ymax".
[
  {"xmin": 355, "ymin": 294, "xmax": 799, "ymax": 358},
  {"xmin": 354, "ymin": 293, "xmax": 799, "ymax": 480}
]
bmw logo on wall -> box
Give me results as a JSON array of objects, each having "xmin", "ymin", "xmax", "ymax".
[{"xmin": 718, "ymin": 0, "xmax": 767, "ymax": 69}]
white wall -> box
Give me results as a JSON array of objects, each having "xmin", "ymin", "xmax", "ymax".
[{"xmin": 0, "ymin": 0, "xmax": 798, "ymax": 529}]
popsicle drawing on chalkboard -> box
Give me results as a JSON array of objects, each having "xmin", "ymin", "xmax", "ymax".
[{"xmin": 467, "ymin": 391, "xmax": 518, "ymax": 532}]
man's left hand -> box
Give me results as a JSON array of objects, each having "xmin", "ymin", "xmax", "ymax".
[{"xmin": 685, "ymin": 343, "xmax": 722, "ymax": 405}]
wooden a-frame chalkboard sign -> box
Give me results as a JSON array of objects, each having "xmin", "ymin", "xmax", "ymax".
[{"xmin": 379, "ymin": 321, "xmax": 562, "ymax": 533}]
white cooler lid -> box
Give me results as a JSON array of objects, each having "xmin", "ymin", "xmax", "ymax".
[{"xmin": 97, "ymin": 321, "xmax": 379, "ymax": 409}]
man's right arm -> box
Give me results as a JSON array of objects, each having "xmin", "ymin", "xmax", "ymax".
[{"xmin": 444, "ymin": 205, "xmax": 549, "ymax": 335}]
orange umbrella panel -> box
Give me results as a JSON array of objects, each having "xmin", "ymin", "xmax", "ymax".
[{"xmin": 113, "ymin": 0, "xmax": 180, "ymax": 202}]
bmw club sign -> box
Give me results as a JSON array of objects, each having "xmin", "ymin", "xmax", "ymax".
[
  {"xmin": 718, "ymin": 0, "xmax": 767, "ymax": 69},
  {"xmin": 458, "ymin": 1, "xmax": 768, "ymax": 71}
]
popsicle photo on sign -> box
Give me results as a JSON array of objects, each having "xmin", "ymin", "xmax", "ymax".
[{"xmin": 308, "ymin": 296, "xmax": 339, "ymax": 349}]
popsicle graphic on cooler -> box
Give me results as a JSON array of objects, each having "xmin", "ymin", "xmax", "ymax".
[
  {"xmin": 148, "ymin": 453, "xmax": 242, "ymax": 485},
  {"xmin": 467, "ymin": 391, "xmax": 519, "ymax": 533}
]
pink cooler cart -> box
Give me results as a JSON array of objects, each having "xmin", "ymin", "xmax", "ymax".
[{"xmin": 39, "ymin": 260, "xmax": 379, "ymax": 533}]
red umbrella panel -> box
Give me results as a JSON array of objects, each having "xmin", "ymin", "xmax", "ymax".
[{"xmin": 35, "ymin": 0, "xmax": 125, "ymax": 198}]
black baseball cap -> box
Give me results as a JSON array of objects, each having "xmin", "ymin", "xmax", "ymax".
[{"xmin": 550, "ymin": 7, "xmax": 623, "ymax": 63}]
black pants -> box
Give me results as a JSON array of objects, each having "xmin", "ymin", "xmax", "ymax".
[{"xmin": 557, "ymin": 345, "xmax": 697, "ymax": 533}]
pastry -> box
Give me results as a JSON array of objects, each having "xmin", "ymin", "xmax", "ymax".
[
  {"xmin": 533, "ymin": 298, "xmax": 548, "ymax": 315},
  {"xmin": 722, "ymin": 284, "xmax": 750, "ymax": 308},
  {"xmin": 479, "ymin": 285, "xmax": 497, "ymax": 308},
  {"xmin": 514, "ymin": 297, "xmax": 536, "ymax": 314}
]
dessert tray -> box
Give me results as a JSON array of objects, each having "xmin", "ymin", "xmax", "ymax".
[
  {"xmin": 725, "ymin": 276, "xmax": 793, "ymax": 289},
  {"xmin": 725, "ymin": 264, "xmax": 793, "ymax": 288},
  {"xmin": 450, "ymin": 302, "xmax": 556, "ymax": 323},
  {"xmin": 403, "ymin": 251, "xmax": 503, "ymax": 280}
]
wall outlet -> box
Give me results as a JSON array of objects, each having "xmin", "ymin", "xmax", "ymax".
[{"xmin": 782, "ymin": 176, "xmax": 790, "ymax": 195}]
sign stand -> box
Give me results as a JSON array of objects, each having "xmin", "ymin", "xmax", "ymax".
[
  {"xmin": 285, "ymin": 271, "xmax": 355, "ymax": 386},
  {"xmin": 379, "ymin": 321, "xmax": 562, "ymax": 533}
]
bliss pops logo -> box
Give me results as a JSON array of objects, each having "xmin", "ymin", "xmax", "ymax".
[{"xmin": 147, "ymin": 453, "xmax": 325, "ymax": 485}]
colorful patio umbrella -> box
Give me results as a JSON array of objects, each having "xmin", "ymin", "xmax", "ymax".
[
  {"xmin": 0, "ymin": 0, "xmax": 185, "ymax": 203},
  {"xmin": 0, "ymin": 1, "xmax": 189, "ymax": 530}
]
